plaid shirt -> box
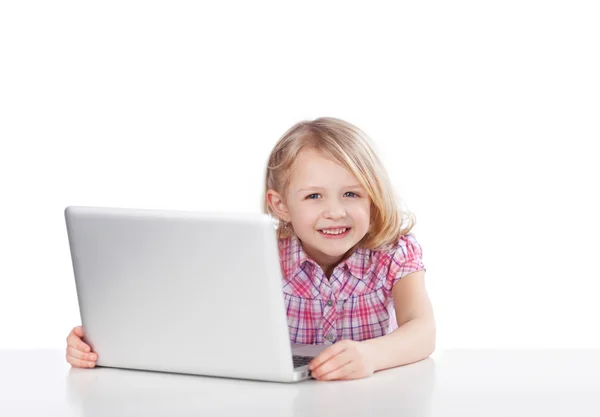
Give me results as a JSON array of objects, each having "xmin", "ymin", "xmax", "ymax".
[{"xmin": 278, "ymin": 232, "xmax": 426, "ymax": 345}]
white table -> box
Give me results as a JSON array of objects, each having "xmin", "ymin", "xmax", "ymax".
[{"xmin": 1, "ymin": 349, "xmax": 599, "ymax": 416}]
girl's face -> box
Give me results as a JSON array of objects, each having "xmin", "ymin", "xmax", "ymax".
[{"xmin": 279, "ymin": 148, "xmax": 371, "ymax": 271}]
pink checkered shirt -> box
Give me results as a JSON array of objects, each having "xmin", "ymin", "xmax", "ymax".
[{"xmin": 278, "ymin": 232, "xmax": 426, "ymax": 345}]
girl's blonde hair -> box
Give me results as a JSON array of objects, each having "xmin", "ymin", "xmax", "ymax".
[{"xmin": 263, "ymin": 117, "xmax": 416, "ymax": 250}]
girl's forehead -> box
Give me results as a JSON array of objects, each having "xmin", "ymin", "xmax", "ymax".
[
  {"xmin": 289, "ymin": 149, "xmax": 360, "ymax": 186},
  {"xmin": 293, "ymin": 149, "xmax": 342, "ymax": 170}
]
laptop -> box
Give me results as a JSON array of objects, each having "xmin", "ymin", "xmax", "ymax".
[{"xmin": 64, "ymin": 205, "xmax": 326, "ymax": 382}]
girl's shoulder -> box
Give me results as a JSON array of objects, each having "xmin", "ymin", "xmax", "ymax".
[
  {"xmin": 383, "ymin": 232, "xmax": 427, "ymax": 286},
  {"xmin": 361, "ymin": 233, "xmax": 426, "ymax": 290},
  {"xmin": 377, "ymin": 232, "xmax": 424, "ymax": 261},
  {"xmin": 277, "ymin": 234, "xmax": 307, "ymax": 276},
  {"xmin": 360, "ymin": 232, "xmax": 423, "ymax": 266},
  {"xmin": 277, "ymin": 234, "xmax": 295, "ymax": 261}
]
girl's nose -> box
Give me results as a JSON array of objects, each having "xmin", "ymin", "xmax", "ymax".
[{"xmin": 324, "ymin": 201, "xmax": 346, "ymax": 219}]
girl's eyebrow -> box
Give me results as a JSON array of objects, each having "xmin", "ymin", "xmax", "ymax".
[{"xmin": 296, "ymin": 184, "xmax": 363, "ymax": 193}]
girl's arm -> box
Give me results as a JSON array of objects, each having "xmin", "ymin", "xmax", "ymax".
[
  {"xmin": 309, "ymin": 269, "xmax": 436, "ymax": 380},
  {"xmin": 363, "ymin": 269, "xmax": 436, "ymax": 371}
]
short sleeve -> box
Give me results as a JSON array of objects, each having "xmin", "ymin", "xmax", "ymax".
[{"xmin": 384, "ymin": 233, "xmax": 427, "ymax": 291}]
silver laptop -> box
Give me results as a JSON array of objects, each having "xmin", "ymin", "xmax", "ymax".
[{"xmin": 64, "ymin": 206, "xmax": 325, "ymax": 382}]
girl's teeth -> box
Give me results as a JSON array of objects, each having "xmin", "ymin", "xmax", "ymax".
[{"xmin": 321, "ymin": 228, "xmax": 347, "ymax": 235}]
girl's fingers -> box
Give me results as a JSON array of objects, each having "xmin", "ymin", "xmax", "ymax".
[
  {"xmin": 73, "ymin": 326, "xmax": 84, "ymax": 338},
  {"xmin": 312, "ymin": 351, "xmax": 352, "ymax": 379},
  {"xmin": 317, "ymin": 361, "xmax": 355, "ymax": 381},
  {"xmin": 66, "ymin": 352, "xmax": 96, "ymax": 368},
  {"xmin": 67, "ymin": 333, "xmax": 90, "ymax": 353},
  {"xmin": 66, "ymin": 326, "xmax": 96, "ymax": 367},
  {"xmin": 67, "ymin": 345, "xmax": 97, "ymax": 362}
]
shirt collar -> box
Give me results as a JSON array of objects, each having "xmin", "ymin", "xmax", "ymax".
[{"xmin": 286, "ymin": 234, "xmax": 371, "ymax": 281}]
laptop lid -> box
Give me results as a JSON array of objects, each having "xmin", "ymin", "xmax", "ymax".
[{"xmin": 65, "ymin": 206, "xmax": 298, "ymax": 382}]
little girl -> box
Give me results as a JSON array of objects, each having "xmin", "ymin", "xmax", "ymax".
[{"xmin": 66, "ymin": 117, "xmax": 436, "ymax": 381}]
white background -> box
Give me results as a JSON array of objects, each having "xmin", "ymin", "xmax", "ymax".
[{"xmin": 1, "ymin": 1, "xmax": 598, "ymax": 350}]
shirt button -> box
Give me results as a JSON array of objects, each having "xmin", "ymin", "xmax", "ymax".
[
  {"xmin": 325, "ymin": 333, "xmax": 336, "ymax": 343},
  {"xmin": 326, "ymin": 299, "xmax": 333, "ymax": 307}
]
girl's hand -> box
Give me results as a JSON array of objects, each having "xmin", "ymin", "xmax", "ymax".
[
  {"xmin": 308, "ymin": 339, "xmax": 376, "ymax": 381},
  {"xmin": 66, "ymin": 326, "xmax": 97, "ymax": 368}
]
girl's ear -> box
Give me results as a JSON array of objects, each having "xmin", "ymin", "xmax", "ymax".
[{"xmin": 266, "ymin": 189, "xmax": 291, "ymax": 222}]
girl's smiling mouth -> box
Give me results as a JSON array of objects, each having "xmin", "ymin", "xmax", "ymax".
[{"xmin": 318, "ymin": 227, "xmax": 351, "ymax": 238}]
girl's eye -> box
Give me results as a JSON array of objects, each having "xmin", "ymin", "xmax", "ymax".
[{"xmin": 306, "ymin": 192, "xmax": 359, "ymax": 199}]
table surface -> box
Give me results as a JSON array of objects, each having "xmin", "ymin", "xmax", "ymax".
[{"xmin": 1, "ymin": 349, "xmax": 599, "ymax": 416}]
